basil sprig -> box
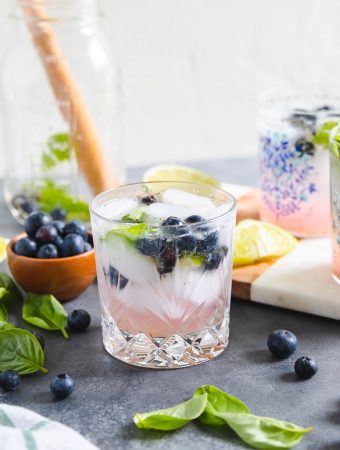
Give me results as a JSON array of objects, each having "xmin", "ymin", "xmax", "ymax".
[
  {"xmin": 0, "ymin": 328, "xmax": 47, "ymax": 374},
  {"xmin": 23, "ymin": 293, "xmax": 69, "ymax": 339},
  {"xmin": 0, "ymin": 303, "xmax": 8, "ymax": 322},
  {"xmin": 134, "ymin": 385, "xmax": 312, "ymax": 449}
]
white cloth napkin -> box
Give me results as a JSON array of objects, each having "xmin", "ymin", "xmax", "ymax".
[{"xmin": 0, "ymin": 403, "xmax": 98, "ymax": 450}]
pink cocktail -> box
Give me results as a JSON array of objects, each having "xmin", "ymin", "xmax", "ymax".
[
  {"xmin": 330, "ymin": 127, "xmax": 340, "ymax": 284},
  {"xmin": 90, "ymin": 182, "xmax": 236, "ymax": 368}
]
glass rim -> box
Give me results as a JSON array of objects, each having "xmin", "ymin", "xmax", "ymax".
[
  {"xmin": 258, "ymin": 86, "xmax": 340, "ymax": 106},
  {"xmin": 90, "ymin": 180, "xmax": 237, "ymax": 228}
]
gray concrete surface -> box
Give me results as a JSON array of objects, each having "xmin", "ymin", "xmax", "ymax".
[{"xmin": 1, "ymin": 158, "xmax": 339, "ymax": 450}]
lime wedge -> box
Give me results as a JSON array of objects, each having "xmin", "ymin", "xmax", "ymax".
[
  {"xmin": 0, "ymin": 237, "xmax": 8, "ymax": 264},
  {"xmin": 142, "ymin": 165, "xmax": 220, "ymax": 187},
  {"xmin": 233, "ymin": 220, "xmax": 298, "ymax": 267}
]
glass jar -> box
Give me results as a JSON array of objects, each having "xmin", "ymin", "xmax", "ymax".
[
  {"xmin": 1, "ymin": 0, "xmax": 124, "ymax": 224},
  {"xmin": 257, "ymin": 87, "xmax": 340, "ymax": 237},
  {"xmin": 330, "ymin": 126, "xmax": 340, "ymax": 284}
]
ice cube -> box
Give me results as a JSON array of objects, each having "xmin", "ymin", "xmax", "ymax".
[
  {"xmin": 96, "ymin": 198, "xmax": 138, "ymax": 220},
  {"xmin": 145, "ymin": 202, "xmax": 191, "ymax": 223},
  {"xmin": 161, "ymin": 189, "xmax": 214, "ymax": 209},
  {"xmin": 204, "ymin": 202, "xmax": 234, "ymax": 220}
]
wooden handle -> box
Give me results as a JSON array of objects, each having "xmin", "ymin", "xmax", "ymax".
[{"xmin": 20, "ymin": 1, "xmax": 117, "ymax": 194}]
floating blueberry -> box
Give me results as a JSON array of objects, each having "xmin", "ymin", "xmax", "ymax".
[
  {"xmin": 205, "ymin": 249, "xmax": 223, "ymax": 271},
  {"xmin": 196, "ymin": 229, "xmax": 219, "ymax": 255},
  {"xmin": 157, "ymin": 244, "xmax": 177, "ymax": 275},
  {"xmin": 84, "ymin": 242, "xmax": 92, "ymax": 253},
  {"xmin": 287, "ymin": 111, "xmax": 316, "ymax": 129},
  {"xmin": 109, "ymin": 265, "xmax": 129, "ymax": 289},
  {"xmin": 14, "ymin": 237, "xmax": 37, "ymax": 258},
  {"xmin": 37, "ymin": 244, "xmax": 59, "ymax": 259},
  {"xmin": 50, "ymin": 207, "xmax": 67, "ymax": 221},
  {"xmin": 295, "ymin": 138, "xmax": 315, "ymax": 158},
  {"xmin": 162, "ymin": 216, "xmax": 184, "ymax": 232},
  {"xmin": 67, "ymin": 309, "xmax": 91, "ymax": 332},
  {"xmin": 63, "ymin": 220, "xmax": 87, "ymax": 240},
  {"xmin": 25, "ymin": 212, "xmax": 51, "ymax": 238},
  {"xmin": 35, "ymin": 224, "xmax": 58, "ymax": 245},
  {"xmin": 0, "ymin": 370, "xmax": 20, "ymax": 392},
  {"xmin": 140, "ymin": 195, "xmax": 157, "ymax": 205},
  {"xmin": 53, "ymin": 220, "xmax": 65, "ymax": 236},
  {"xmin": 316, "ymin": 105, "xmax": 332, "ymax": 111},
  {"xmin": 294, "ymin": 356, "xmax": 318, "ymax": 380},
  {"xmin": 136, "ymin": 237, "xmax": 165, "ymax": 256},
  {"xmin": 185, "ymin": 215, "xmax": 205, "ymax": 224},
  {"xmin": 175, "ymin": 228, "xmax": 197, "ymax": 253},
  {"xmin": 50, "ymin": 374, "xmax": 75, "ymax": 400},
  {"xmin": 60, "ymin": 234, "xmax": 85, "ymax": 257},
  {"xmin": 267, "ymin": 329, "xmax": 298, "ymax": 359},
  {"xmin": 30, "ymin": 330, "xmax": 45, "ymax": 350}
]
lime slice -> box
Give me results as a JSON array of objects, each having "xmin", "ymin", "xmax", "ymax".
[
  {"xmin": 142, "ymin": 165, "xmax": 220, "ymax": 187},
  {"xmin": 0, "ymin": 237, "xmax": 9, "ymax": 264},
  {"xmin": 233, "ymin": 220, "xmax": 298, "ymax": 267}
]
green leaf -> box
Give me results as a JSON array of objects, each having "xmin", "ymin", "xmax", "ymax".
[
  {"xmin": 42, "ymin": 133, "xmax": 73, "ymax": 171},
  {"xmin": 312, "ymin": 121, "xmax": 339, "ymax": 148},
  {"xmin": 0, "ymin": 303, "xmax": 8, "ymax": 322},
  {"xmin": 0, "ymin": 321, "xmax": 15, "ymax": 331},
  {"xmin": 195, "ymin": 385, "xmax": 250, "ymax": 426},
  {"xmin": 0, "ymin": 328, "xmax": 47, "ymax": 374},
  {"xmin": 105, "ymin": 223, "xmax": 151, "ymax": 244},
  {"xmin": 23, "ymin": 293, "xmax": 69, "ymax": 339},
  {"xmin": 214, "ymin": 412, "xmax": 313, "ymax": 450},
  {"xmin": 0, "ymin": 273, "xmax": 22, "ymax": 305},
  {"xmin": 134, "ymin": 393, "xmax": 208, "ymax": 431},
  {"xmin": 121, "ymin": 206, "xmax": 147, "ymax": 223}
]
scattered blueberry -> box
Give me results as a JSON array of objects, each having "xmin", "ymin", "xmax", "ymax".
[
  {"xmin": 35, "ymin": 224, "xmax": 58, "ymax": 245},
  {"xmin": 37, "ymin": 243, "xmax": 59, "ymax": 259},
  {"xmin": 67, "ymin": 309, "xmax": 91, "ymax": 332},
  {"xmin": 109, "ymin": 265, "xmax": 129, "ymax": 289},
  {"xmin": 53, "ymin": 220, "xmax": 65, "ymax": 236},
  {"xmin": 14, "ymin": 237, "xmax": 37, "ymax": 258},
  {"xmin": 136, "ymin": 236, "xmax": 165, "ymax": 256},
  {"xmin": 295, "ymin": 138, "xmax": 315, "ymax": 158},
  {"xmin": 205, "ymin": 249, "xmax": 223, "ymax": 271},
  {"xmin": 63, "ymin": 220, "xmax": 87, "ymax": 240},
  {"xmin": 60, "ymin": 234, "xmax": 85, "ymax": 257},
  {"xmin": 157, "ymin": 244, "xmax": 177, "ymax": 275},
  {"xmin": 267, "ymin": 329, "xmax": 298, "ymax": 359},
  {"xmin": 84, "ymin": 242, "xmax": 92, "ymax": 253},
  {"xmin": 50, "ymin": 207, "xmax": 67, "ymax": 221},
  {"xmin": 25, "ymin": 212, "xmax": 51, "ymax": 238},
  {"xmin": 0, "ymin": 370, "xmax": 20, "ymax": 392},
  {"xmin": 294, "ymin": 356, "xmax": 318, "ymax": 380},
  {"xmin": 185, "ymin": 215, "xmax": 205, "ymax": 224},
  {"xmin": 175, "ymin": 228, "xmax": 197, "ymax": 253},
  {"xmin": 30, "ymin": 330, "xmax": 45, "ymax": 350},
  {"xmin": 50, "ymin": 374, "xmax": 75, "ymax": 400},
  {"xmin": 196, "ymin": 229, "xmax": 219, "ymax": 255},
  {"xmin": 140, "ymin": 195, "xmax": 157, "ymax": 205}
]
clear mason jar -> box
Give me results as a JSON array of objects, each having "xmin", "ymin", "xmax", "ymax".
[
  {"xmin": 257, "ymin": 87, "xmax": 340, "ymax": 237},
  {"xmin": 330, "ymin": 126, "xmax": 340, "ymax": 284},
  {"xmin": 90, "ymin": 182, "xmax": 236, "ymax": 369},
  {"xmin": 1, "ymin": 0, "xmax": 124, "ymax": 224}
]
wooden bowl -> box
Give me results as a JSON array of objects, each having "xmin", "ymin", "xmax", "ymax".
[{"xmin": 7, "ymin": 233, "xmax": 97, "ymax": 302}]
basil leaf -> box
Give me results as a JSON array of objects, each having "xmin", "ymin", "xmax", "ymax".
[
  {"xmin": 134, "ymin": 392, "xmax": 207, "ymax": 431},
  {"xmin": 42, "ymin": 132, "xmax": 73, "ymax": 171},
  {"xmin": 0, "ymin": 321, "xmax": 15, "ymax": 331},
  {"xmin": 0, "ymin": 303, "xmax": 8, "ymax": 322},
  {"xmin": 214, "ymin": 412, "xmax": 313, "ymax": 450},
  {"xmin": 0, "ymin": 328, "xmax": 47, "ymax": 374},
  {"xmin": 195, "ymin": 385, "xmax": 250, "ymax": 426},
  {"xmin": 0, "ymin": 273, "xmax": 22, "ymax": 304},
  {"xmin": 23, "ymin": 293, "xmax": 69, "ymax": 339},
  {"xmin": 122, "ymin": 206, "xmax": 147, "ymax": 223}
]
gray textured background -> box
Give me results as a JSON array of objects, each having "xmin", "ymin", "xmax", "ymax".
[{"xmin": 1, "ymin": 159, "xmax": 340, "ymax": 450}]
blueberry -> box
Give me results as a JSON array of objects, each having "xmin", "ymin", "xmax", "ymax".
[
  {"xmin": 294, "ymin": 356, "xmax": 318, "ymax": 380},
  {"xmin": 287, "ymin": 111, "xmax": 316, "ymax": 128},
  {"xmin": 67, "ymin": 309, "xmax": 91, "ymax": 332},
  {"xmin": 162, "ymin": 216, "xmax": 184, "ymax": 231},
  {"xmin": 35, "ymin": 224, "xmax": 58, "ymax": 245},
  {"xmin": 136, "ymin": 237, "xmax": 165, "ymax": 256},
  {"xmin": 196, "ymin": 229, "xmax": 219, "ymax": 255},
  {"xmin": 53, "ymin": 220, "xmax": 65, "ymax": 236},
  {"xmin": 25, "ymin": 212, "xmax": 51, "ymax": 238},
  {"xmin": 316, "ymin": 105, "xmax": 332, "ymax": 111},
  {"xmin": 63, "ymin": 220, "xmax": 87, "ymax": 240},
  {"xmin": 12, "ymin": 195, "xmax": 38, "ymax": 215},
  {"xmin": 185, "ymin": 215, "xmax": 205, "ymax": 224},
  {"xmin": 60, "ymin": 234, "xmax": 85, "ymax": 257},
  {"xmin": 140, "ymin": 195, "xmax": 157, "ymax": 205},
  {"xmin": 84, "ymin": 242, "xmax": 92, "ymax": 253},
  {"xmin": 54, "ymin": 236, "xmax": 63, "ymax": 251},
  {"xmin": 205, "ymin": 249, "xmax": 223, "ymax": 271},
  {"xmin": 267, "ymin": 329, "xmax": 298, "ymax": 359},
  {"xmin": 14, "ymin": 237, "xmax": 37, "ymax": 257},
  {"xmin": 37, "ymin": 244, "xmax": 59, "ymax": 259},
  {"xmin": 295, "ymin": 138, "xmax": 315, "ymax": 158},
  {"xmin": 157, "ymin": 244, "xmax": 177, "ymax": 275},
  {"xmin": 50, "ymin": 374, "xmax": 75, "ymax": 400},
  {"xmin": 30, "ymin": 330, "xmax": 45, "ymax": 350},
  {"xmin": 175, "ymin": 228, "xmax": 197, "ymax": 253},
  {"xmin": 0, "ymin": 370, "xmax": 20, "ymax": 392},
  {"xmin": 50, "ymin": 207, "xmax": 67, "ymax": 221},
  {"xmin": 109, "ymin": 265, "xmax": 129, "ymax": 289}
]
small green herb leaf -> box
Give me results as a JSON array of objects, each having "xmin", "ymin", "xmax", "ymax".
[
  {"xmin": 0, "ymin": 328, "xmax": 47, "ymax": 374},
  {"xmin": 312, "ymin": 121, "xmax": 339, "ymax": 148},
  {"xmin": 0, "ymin": 303, "xmax": 8, "ymax": 322},
  {"xmin": 23, "ymin": 293, "xmax": 69, "ymax": 339},
  {"xmin": 0, "ymin": 321, "xmax": 15, "ymax": 331},
  {"xmin": 122, "ymin": 207, "xmax": 147, "ymax": 223},
  {"xmin": 134, "ymin": 393, "xmax": 208, "ymax": 431},
  {"xmin": 42, "ymin": 133, "xmax": 73, "ymax": 171},
  {"xmin": 0, "ymin": 273, "xmax": 22, "ymax": 305}
]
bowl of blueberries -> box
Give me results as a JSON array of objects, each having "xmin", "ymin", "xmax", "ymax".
[{"xmin": 7, "ymin": 209, "xmax": 96, "ymax": 301}]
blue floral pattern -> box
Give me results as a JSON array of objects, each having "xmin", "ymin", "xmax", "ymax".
[{"xmin": 259, "ymin": 132, "xmax": 317, "ymax": 217}]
